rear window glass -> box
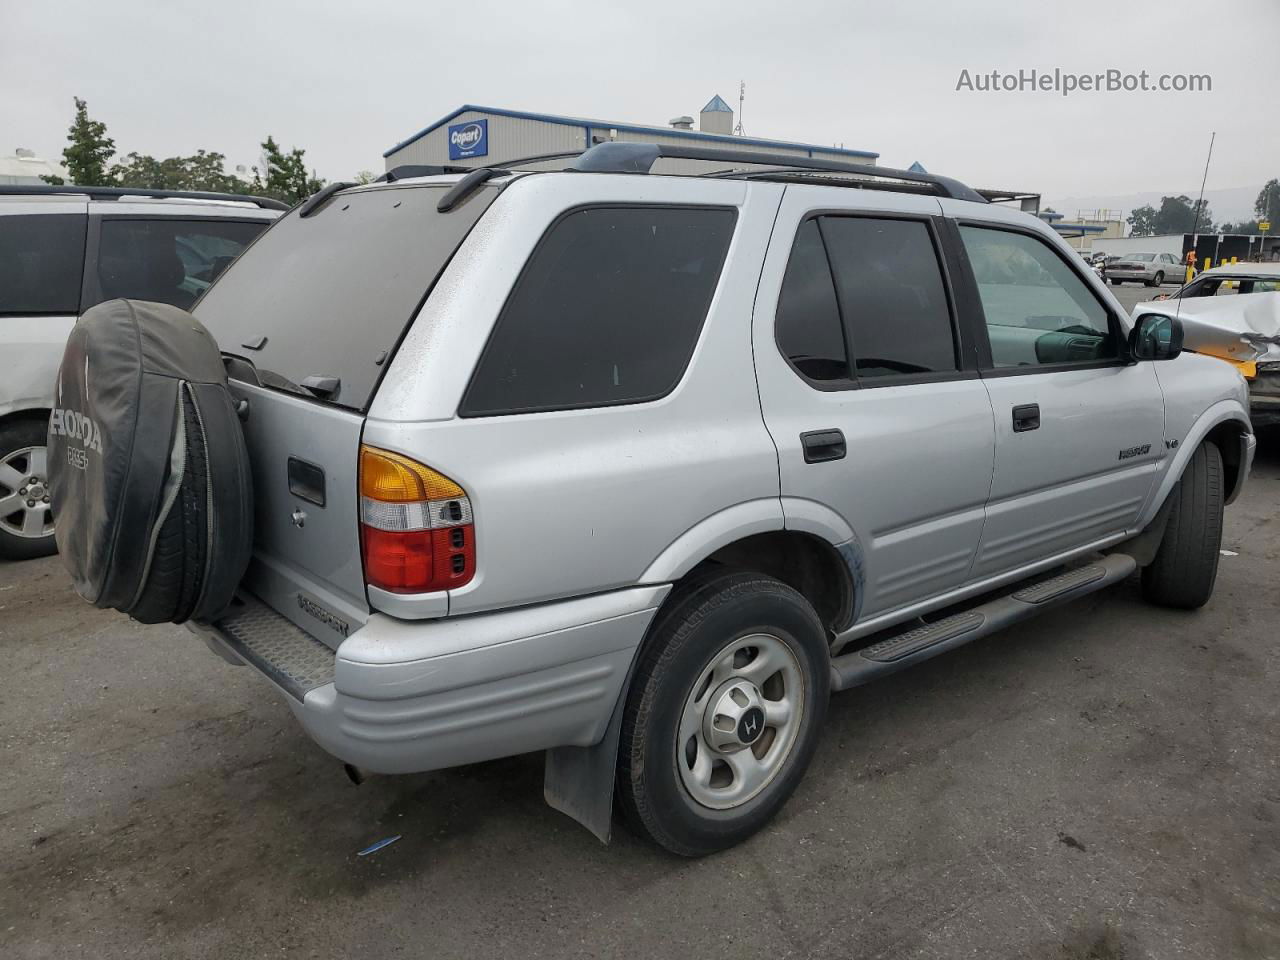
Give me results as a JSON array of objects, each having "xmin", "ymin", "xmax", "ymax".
[
  {"xmin": 92, "ymin": 218, "xmax": 266, "ymax": 312},
  {"xmin": 460, "ymin": 206, "xmax": 736, "ymax": 417},
  {"xmin": 0, "ymin": 214, "xmax": 86, "ymax": 315},
  {"xmin": 196, "ymin": 185, "xmax": 497, "ymax": 411}
]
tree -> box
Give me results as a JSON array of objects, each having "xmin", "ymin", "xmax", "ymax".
[
  {"xmin": 1127, "ymin": 205, "xmax": 1158, "ymax": 237},
  {"xmin": 44, "ymin": 96, "xmax": 116, "ymax": 186},
  {"xmin": 1257, "ymin": 179, "xmax": 1279, "ymax": 225},
  {"xmin": 354, "ymin": 170, "xmax": 376, "ymax": 184},
  {"xmin": 113, "ymin": 149, "xmax": 253, "ymax": 194},
  {"xmin": 251, "ymin": 136, "xmax": 324, "ymax": 204}
]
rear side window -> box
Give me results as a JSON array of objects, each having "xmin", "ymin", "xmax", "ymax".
[
  {"xmin": 0, "ymin": 214, "xmax": 86, "ymax": 315},
  {"xmin": 92, "ymin": 218, "xmax": 266, "ymax": 312},
  {"xmin": 821, "ymin": 217, "xmax": 957, "ymax": 379},
  {"xmin": 776, "ymin": 219, "xmax": 851, "ymax": 383},
  {"xmin": 460, "ymin": 206, "xmax": 736, "ymax": 417}
]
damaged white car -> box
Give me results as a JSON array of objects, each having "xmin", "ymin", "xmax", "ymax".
[{"xmin": 1137, "ymin": 262, "xmax": 1280, "ymax": 426}]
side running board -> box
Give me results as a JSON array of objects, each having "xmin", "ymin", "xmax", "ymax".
[{"xmin": 829, "ymin": 553, "xmax": 1137, "ymax": 692}]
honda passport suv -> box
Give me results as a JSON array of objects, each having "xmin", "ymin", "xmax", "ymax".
[
  {"xmin": 184, "ymin": 144, "xmax": 1254, "ymax": 856},
  {"xmin": 0, "ymin": 185, "xmax": 283, "ymax": 559}
]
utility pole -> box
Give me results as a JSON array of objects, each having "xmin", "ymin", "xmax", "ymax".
[{"xmin": 734, "ymin": 81, "xmax": 745, "ymax": 136}]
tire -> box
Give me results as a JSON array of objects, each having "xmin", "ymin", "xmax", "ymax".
[
  {"xmin": 1142, "ymin": 441, "xmax": 1224, "ymax": 609},
  {"xmin": 617, "ymin": 571, "xmax": 830, "ymax": 857},
  {"xmin": 1152, "ymin": 271, "xmax": 1165, "ymax": 286},
  {"xmin": 1111, "ymin": 279, "xmax": 1123, "ymax": 285},
  {"xmin": 0, "ymin": 418, "xmax": 56, "ymax": 560},
  {"xmin": 130, "ymin": 392, "xmax": 208, "ymax": 624}
]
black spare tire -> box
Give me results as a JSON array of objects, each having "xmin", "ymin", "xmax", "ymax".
[{"xmin": 48, "ymin": 299, "xmax": 253, "ymax": 624}]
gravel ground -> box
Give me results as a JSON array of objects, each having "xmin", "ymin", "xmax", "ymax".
[{"xmin": 2, "ymin": 434, "xmax": 1277, "ymax": 960}]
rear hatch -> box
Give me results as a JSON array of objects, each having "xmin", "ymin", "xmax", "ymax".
[{"xmin": 193, "ymin": 180, "xmax": 500, "ymax": 647}]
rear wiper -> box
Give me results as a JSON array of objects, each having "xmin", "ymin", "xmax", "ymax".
[{"xmin": 299, "ymin": 375, "xmax": 341, "ymax": 401}]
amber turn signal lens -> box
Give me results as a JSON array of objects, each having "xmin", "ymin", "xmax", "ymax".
[{"xmin": 359, "ymin": 445, "xmax": 464, "ymax": 502}]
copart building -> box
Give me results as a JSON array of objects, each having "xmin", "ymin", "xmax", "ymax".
[{"xmin": 382, "ymin": 95, "xmax": 880, "ymax": 174}]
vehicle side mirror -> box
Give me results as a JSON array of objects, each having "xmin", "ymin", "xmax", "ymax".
[{"xmin": 1129, "ymin": 312, "xmax": 1184, "ymax": 361}]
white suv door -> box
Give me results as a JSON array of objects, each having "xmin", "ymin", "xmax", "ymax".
[
  {"xmin": 752, "ymin": 187, "xmax": 997, "ymax": 622},
  {"xmin": 949, "ymin": 210, "xmax": 1166, "ymax": 579}
]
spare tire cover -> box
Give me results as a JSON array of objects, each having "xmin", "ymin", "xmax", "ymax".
[{"xmin": 49, "ymin": 299, "xmax": 253, "ymax": 623}]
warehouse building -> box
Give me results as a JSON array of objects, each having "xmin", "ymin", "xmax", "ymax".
[{"xmin": 383, "ymin": 95, "xmax": 880, "ymax": 174}]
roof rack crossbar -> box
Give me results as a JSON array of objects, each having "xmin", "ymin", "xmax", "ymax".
[
  {"xmin": 0, "ymin": 183, "xmax": 289, "ymax": 210},
  {"xmin": 377, "ymin": 164, "xmax": 475, "ymax": 183},
  {"xmin": 566, "ymin": 142, "xmax": 987, "ymax": 203},
  {"xmin": 297, "ymin": 181, "xmax": 356, "ymax": 218}
]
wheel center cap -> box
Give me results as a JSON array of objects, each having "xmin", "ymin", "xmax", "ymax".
[
  {"xmin": 736, "ymin": 706, "xmax": 766, "ymax": 745},
  {"xmin": 703, "ymin": 678, "xmax": 767, "ymax": 753},
  {"xmin": 28, "ymin": 482, "xmax": 46, "ymax": 500}
]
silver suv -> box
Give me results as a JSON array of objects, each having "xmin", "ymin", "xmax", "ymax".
[
  {"xmin": 187, "ymin": 144, "xmax": 1254, "ymax": 856},
  {"xmin": 0, "ymin": 185, "xmax": 282, "ymax": 558}
]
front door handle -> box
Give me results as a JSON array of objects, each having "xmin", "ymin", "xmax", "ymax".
[
  {"xmin": 801, "ymin": 429, "xmax": 846, "ymax": 463},
  {"xmin": 1012, "ymin": 403, "xmax": 1041, "ymax": 433}
]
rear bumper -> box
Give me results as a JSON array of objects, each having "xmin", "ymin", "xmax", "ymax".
[{"xmin": 189, "ymin": 584, "xmax": 668, "ymax": 774}]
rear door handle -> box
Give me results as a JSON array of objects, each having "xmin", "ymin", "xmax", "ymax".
[
  {"xmin": 1012, "ymin": 403, "xmax": 1041, "ymax": 433},
  {"xmin": 801, "ymin": 429, "xmax": 846, "ymax": 463}
]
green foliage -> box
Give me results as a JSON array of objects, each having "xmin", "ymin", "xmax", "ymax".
[
  {"xmin": 1127, "ymin": 205, "xmax": 1158, "ymax": 237},
  {"xmin": 113, "ymin": 150, "xmax": 254, "ymax": 194},
  {"xmin": 250, "ymin": 136, "xmax": 325, "ymax": 204},
  {"xmin": 354, "ymin": 170, "xmax": 376, "ymax": 185},
  {"xmin": 1128, "ymin": 196, "xmax": 1214, "ymax": 237},
  {"xmin": 46, "ymin": 97, "xmax": 116, "ymax": 186},
  {"xmin": 38, "ymin": 97, "xmax": 327, "ymax": 204},
  {"xmin": 1256, "ymin": 179, "xmax": 1279, "ymax": 224}
]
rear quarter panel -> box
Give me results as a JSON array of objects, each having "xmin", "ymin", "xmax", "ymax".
[{"xmin": 365, "ymin": 174, "xmax": 787, "ymax": 615}]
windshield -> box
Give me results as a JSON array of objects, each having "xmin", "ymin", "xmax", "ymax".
[
  {"xmin": 195, "ymin": 184, "xmax": 498, "ymax": 410},
  {"xmin": 1126, "ymin": 254, "xmax": 1156, "ymax": 262}
]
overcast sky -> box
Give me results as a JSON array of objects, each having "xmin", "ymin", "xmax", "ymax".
[{"xmin": 4, "ymin": 0, "xmax": 1277, "ymax": 216}]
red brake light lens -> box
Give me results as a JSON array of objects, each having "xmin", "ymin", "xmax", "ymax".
[{"xmin": 358, "ymin": 445, "xmax": 475, "ymax": 594}]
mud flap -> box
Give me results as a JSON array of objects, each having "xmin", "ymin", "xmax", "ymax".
[{"xmin": 543, "ymin": 686, "xmax": 628, "ymax": 844}]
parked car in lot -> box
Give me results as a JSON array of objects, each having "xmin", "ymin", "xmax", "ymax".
[
  {"xmin": 1105, "ymin": 251, "xmax": 1184, "ymax": 286},
  {"xmin": 50, "ymin": 145, "xmax": 1255, "ymax": 856},
  {"xmin": 0, "ymin": 185, "xmax": 284, "ymax": 559},
  {"xmin": 1136, "ymin": 262, "xmax": 1280, "ymax": 425}
]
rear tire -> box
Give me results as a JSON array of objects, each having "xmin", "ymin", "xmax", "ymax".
[
  {"xmin": 1151, "ymin": 271, "xmax": 1165, "ymax": 286},
  {"xmin": 1142, "ymin": 441, "xmax": 1224, "ymax": 609},
  {"xmin": 617, "ymin": 571, "xmax": 830, "ymax": 857},
  {"xmin": 1111, "ymin": 279, "xmax": 1123, "ymax": 285},
  {"xmin": 130, "ymin": 392, "xmax": 208, "ymax": 623},
  {"xmin": 0, "ymin": 419, "xmax": 56, "ymax": 560}
]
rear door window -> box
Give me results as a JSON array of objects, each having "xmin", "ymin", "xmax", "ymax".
[
  {"xmin": 460, "ymin": 205, "xmax": 736, "ymax": 417},
  {"xmin": 0, "ymin": 214, "xmax": 86, "ymax": 315},
  {"xmin": 196, "ymin": 185, "xmax": 499, "ymax": 411},
  {"xmin": 91, "ymin": 218, "xmax": 267, "ymax": 312},
  {"xmin": 820, "ymin": 216, "xmax": 958, "ymax": 380}
]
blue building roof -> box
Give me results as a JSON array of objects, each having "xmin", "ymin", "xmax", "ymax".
[
  {"xmin": 383, "ymin": 103, "xmax": 879, "ymax": 161},
  {"xmin": 907, "ymin": 161, "xmax": 928, "ymax": 174},
  {"xmin": 701, "ymin": 94, "xmax": 733, "ymax": 113}
]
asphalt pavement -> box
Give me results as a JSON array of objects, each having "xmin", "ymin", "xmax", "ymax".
[{"xmin": 2, "ymin": 377, "xmax": 1277, "ymax": 960}]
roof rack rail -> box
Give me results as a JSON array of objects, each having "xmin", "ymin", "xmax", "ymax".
[
  {"xmin": 566, "ymin": 142, "xmax": 987, "ymax": 204},
  {"xmin": 0, "ymin": 183, "xmax": 289, "ymax": 210}
]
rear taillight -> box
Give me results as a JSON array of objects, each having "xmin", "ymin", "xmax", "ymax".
[{"xmin": 358, "ymin": 445, "xmax": 475, "ymax": 594}]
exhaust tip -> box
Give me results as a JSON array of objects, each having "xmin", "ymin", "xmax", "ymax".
[{"xmin": 343, "ymin": 763, "xmax": 367, "ymax": 786}]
